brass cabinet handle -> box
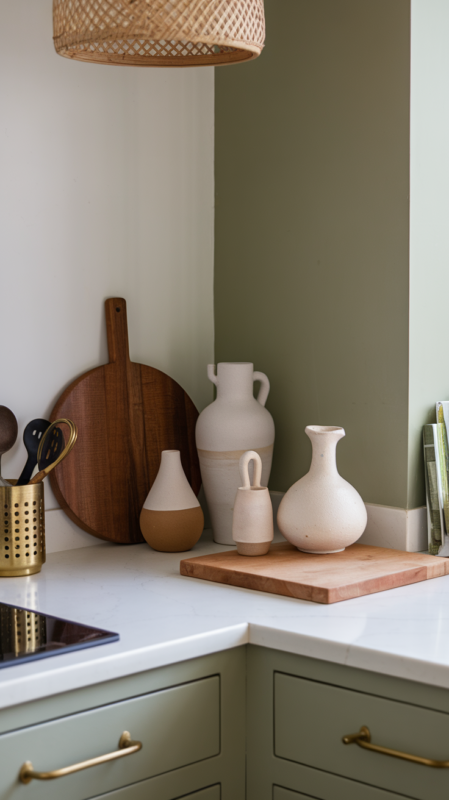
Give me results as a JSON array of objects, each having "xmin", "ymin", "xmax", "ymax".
[
  {"xmin": 19, "ymin": 731, "xmax": 142, "ymax": 784},
  {"xmin": 343, "ymin": 725, "xmax": 449, "ymax": 768}
]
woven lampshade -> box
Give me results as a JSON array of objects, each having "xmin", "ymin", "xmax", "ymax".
[{"xmin": 53, "ymin": 0, "xmax": 265, "ymax": 67}]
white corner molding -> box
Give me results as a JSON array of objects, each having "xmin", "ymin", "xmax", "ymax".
[
  {"xmin": 359, "ymin": 504, "xmax": 427, "ymax": 552},
  {"xmin": 45, "ymin": 495, "xmax": 427, "ymax": 555},
  {"xmin": 45, "ymin": 509, "xmax": 108, "ymax": 554},
  {"xmin": 270, "ymin": 492, "xmax": 427, "ymax": 553}
]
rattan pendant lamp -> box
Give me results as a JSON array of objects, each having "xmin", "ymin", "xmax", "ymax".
[{"xmin": 53, "ymin": 0, "xmax": 265, "ymax": 67}]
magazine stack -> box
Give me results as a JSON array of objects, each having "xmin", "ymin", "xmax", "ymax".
[{"xmin": 424, "ymin": 402, "xmax": 449, "ymax": 556}]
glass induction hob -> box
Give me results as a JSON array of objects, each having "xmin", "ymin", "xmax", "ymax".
[{"xmin": 0, "ymin": 601, "xmax": 119, "ymax": 669}]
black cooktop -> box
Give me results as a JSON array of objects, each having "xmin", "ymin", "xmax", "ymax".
[{"xmin": 0, "ymin": 601, "xmax": 119, "ymax": 669}]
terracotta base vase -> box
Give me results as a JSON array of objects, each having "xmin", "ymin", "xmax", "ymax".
[
  {"xmin": 232, "ymin": 450, "xmax": 273, "ymax": 556},
  {"xmin": 277, "ymin": 426, "xmax": 367, "ymax": 554},
  {"xmin": 140, "ymin": 450, "xmax": 204, "ymax": 552}
]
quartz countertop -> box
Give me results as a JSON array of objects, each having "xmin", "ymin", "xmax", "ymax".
[{"xmin": 1, "ymin": 531, "xmax": 449, "ymax": 709}]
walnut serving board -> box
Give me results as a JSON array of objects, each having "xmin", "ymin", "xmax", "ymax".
[
  {"xmin": 180, "ymin": 542, "xmax": 449, "ymax": 604},
  {"xmin": 49, "ymin": 298, "xmax": 200, "ymax": 544}
]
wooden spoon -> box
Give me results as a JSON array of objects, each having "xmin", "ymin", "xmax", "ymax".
[{"xmin": 0, "ymin": 406, "xmax": 18, "ymax": 487}]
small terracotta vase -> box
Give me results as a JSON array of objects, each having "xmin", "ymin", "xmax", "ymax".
[
  {"xmin": 277, "ymin": 426, "xmax": 367, "ymax": 553},
  {"xmin": 140, "ymin": 450, "xmax": 204, "ymax": 552},
  {"xmin": 232, "ymin": 450, "xmax": 273, "ymax": 556}
]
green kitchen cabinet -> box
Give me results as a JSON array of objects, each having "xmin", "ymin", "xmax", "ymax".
[
  {"xmin": 0, "ymin": 649, "xmax": 245, "ymax": 800},
  {"xmin": 3, "ymin": 643, "xmax": 449, "ymax": 799},
  {"xmin": 247, "ymin": 645, "xmax": 449, "ymax": 800}
]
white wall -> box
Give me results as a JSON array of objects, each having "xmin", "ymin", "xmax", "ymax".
[
  {"xmin": 408, "ymin": 0, "xmax": 449, "ymax": 505},
  {"xmin": 0, "ymin": 1, "xmax": 215, "ymax": 511}
]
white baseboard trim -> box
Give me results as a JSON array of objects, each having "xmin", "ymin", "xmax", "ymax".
[
  {"xmin": 45, "ymin": 509, "xmax": 108, "ymax": 554},
  {"xmin": 269, "ymin": 492, "xmax": 427, "ymax": 553},
  {"xmin": 359, "ymin": 503, "xmax": 427, "ymax": 552},
  {"xmin": 45, "ymin": 496, "xmax": 428, "ymax": 555}
]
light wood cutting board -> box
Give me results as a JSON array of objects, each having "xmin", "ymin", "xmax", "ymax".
[{"xmin": 180, "ymin": 542, "xmax": 449, "ymax": 603}]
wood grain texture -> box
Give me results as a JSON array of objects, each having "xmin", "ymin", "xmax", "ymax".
[
  {"xmin": 0, "ymin": 406, "xmax": 18, "ymax": 458},
  {"xmin": 49, "ymin": 298, "xmax": 200, "ymax": 544},
  {"xmin": 180, "ymin": 542, "xmax": 449, "ymax": 604}
]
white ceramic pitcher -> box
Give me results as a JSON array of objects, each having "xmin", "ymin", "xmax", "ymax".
[
  {"xmin": 232, "ymin": 450, "xmax": 273, "ymax": 556},
  {"xmin": 196, "ymin": 363, "xmax": 275, "ymax": 545}
]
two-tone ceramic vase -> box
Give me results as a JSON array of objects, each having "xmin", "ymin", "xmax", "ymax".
[
  {"xmin": 232, "ymin": 450, "xmax": 273, "ymax": 556},
  {"xmin": 196, "ymin": 363, "xmax": 275, "ymax": 545},
  {"xmin": 277, "ymin": 426, "xmax": 367, "ymax": 553},
  {"xmin": 140, "ymin": 450, "xmax": 204, "ymax": 552}
]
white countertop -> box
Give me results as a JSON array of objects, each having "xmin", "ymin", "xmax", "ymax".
[{"xmin": 1, "ymin": 531, "xmax": 449, "ymax": 709}]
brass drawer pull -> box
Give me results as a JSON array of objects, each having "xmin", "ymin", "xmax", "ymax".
[
  {"xmin": 343, "ymin": 725, "xmax": 449, "ymax": 768},
  {"xmin": 19, "ymin": 731, "xmax": 142, "ymax": 784}
]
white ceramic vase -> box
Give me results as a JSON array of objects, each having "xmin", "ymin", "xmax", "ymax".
[
  {"xmin": 140, "ymin": 450, "xmax": 204, "ymax": 552},
  {"xmin": 232, "ymin": 451, "xmax": 274, "ymax": 556},
  {"xmin": 277, "ymin": 426, "xmax": 367, "ymax": 553},
  {"xmin": 196, "ymin": 362, "xmax": 275, "ymax": 545}
]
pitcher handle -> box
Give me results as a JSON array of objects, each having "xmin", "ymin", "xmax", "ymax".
[
  {"xmin": 239, "ymin": 450, "xmax": 263, "ymax": 489},
  {"xmin": 207, "ymin": 364, "xmax": 218, "ymax": 387},
  {"xmin": 253, "ymin": 372, "xmax": 270, "ymax": 407}
]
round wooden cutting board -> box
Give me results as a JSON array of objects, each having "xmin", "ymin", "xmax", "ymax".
[{"xmin": 49, "ymin": 298, "xmax": 201, "ymax": 544}]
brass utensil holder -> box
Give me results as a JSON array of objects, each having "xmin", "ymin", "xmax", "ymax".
[{"xmin": 0, "ymin": 482, "xmax": 45, "ymax": 577}]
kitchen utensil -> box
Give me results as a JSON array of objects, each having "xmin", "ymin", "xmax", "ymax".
[
  {"xmin": 29, "ymin": 419, "xmax": 77, "ymax": 485},
  {"xmin": 16, "ymin": 419, "xmax": 51, "ymax": 486},
  {"xmin": 48, "ymin": 298, "xmax": 201, "ymax": 544},
  {"xmin": 0, "ymin": 481, "xmax": 45, "ymax": 577},
  {"xmin": 0, "ymin": 407, "xmax": 18, "ymax": 488},
  {"xmin": 36, "ymin": 424, "xmax": 64, "ymax": 470},
  {"xmin": 180, "ymin": 542, "xmax": 449, "ymax": 604}
]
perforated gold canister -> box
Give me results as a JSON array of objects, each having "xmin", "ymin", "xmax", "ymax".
[{"xmin": 0, "ymin": 482, "xmax": 45, "ymax": 577}]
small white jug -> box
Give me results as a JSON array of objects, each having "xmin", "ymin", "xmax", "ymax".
[{"xmin": 232, "ymin": 450, "xmax": 274, "ymax": 556}]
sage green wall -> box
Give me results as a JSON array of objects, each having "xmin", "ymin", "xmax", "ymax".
[{"xmin": 215, "ymin": 0, "xmax": 411, "ymax": 507}]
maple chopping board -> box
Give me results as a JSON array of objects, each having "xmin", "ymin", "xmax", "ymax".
[
  {"xmin": 180, "ymin": 542, "xmax": 449, "ymax": 603},
  {"xmin": 50, "ymin": 298, "xmax": 201, "ymax": 543}
]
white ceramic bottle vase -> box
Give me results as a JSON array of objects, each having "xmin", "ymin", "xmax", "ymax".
[
  {"xmin": 232, "ymin": 451, "xmax": 274, "ymax": 556},
  {"xmin": 277, "ymin": 426, "xmax": 367, "ymax": 553},
  {"xmin": 196, "ymin": 362, "xmax": 275, "ymax": 545},
  {"xmin": 140, "ymin": 450, "xmax": 204, "ymax": 552}
]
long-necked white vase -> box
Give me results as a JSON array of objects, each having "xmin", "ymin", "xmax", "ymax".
[
  {"xmin": 196, "ymin": 362, "xmax": 275, "ymax": 545},
  {"xmin": 277, "ymin": 426, "xmax": 367, "ymax": 553}
]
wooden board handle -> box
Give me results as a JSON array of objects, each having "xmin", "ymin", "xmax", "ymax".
[{"xmin": 105, "ymin": 298, "xmax": 130, "ymax": 366}]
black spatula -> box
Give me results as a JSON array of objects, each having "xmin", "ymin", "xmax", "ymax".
[{"xmin": 16, "ymin": 419, "xmax": 51, "ymax": 486}]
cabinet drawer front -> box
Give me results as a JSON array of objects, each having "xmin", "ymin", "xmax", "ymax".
[
  {"xmin": 273, "ymin": 783, "xmax": 409, "ymax": 800},
  {"xmin": 98, "ymin": 781, "xmax": 221, "ymax": 800},
  {"xmin": 0, "ymin": 676, "xmax": 219, "ymax": 800},
  {"xmin": 98, "ymin": 782, "xmax": 221, "ymax": 799},
  {"xmin": 178, "ymin": 789, "xmax": 220, "ymax": 800},
  {"xmin": 274, "ymin": 672, "xmax": 449, "ymax": 800}
]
